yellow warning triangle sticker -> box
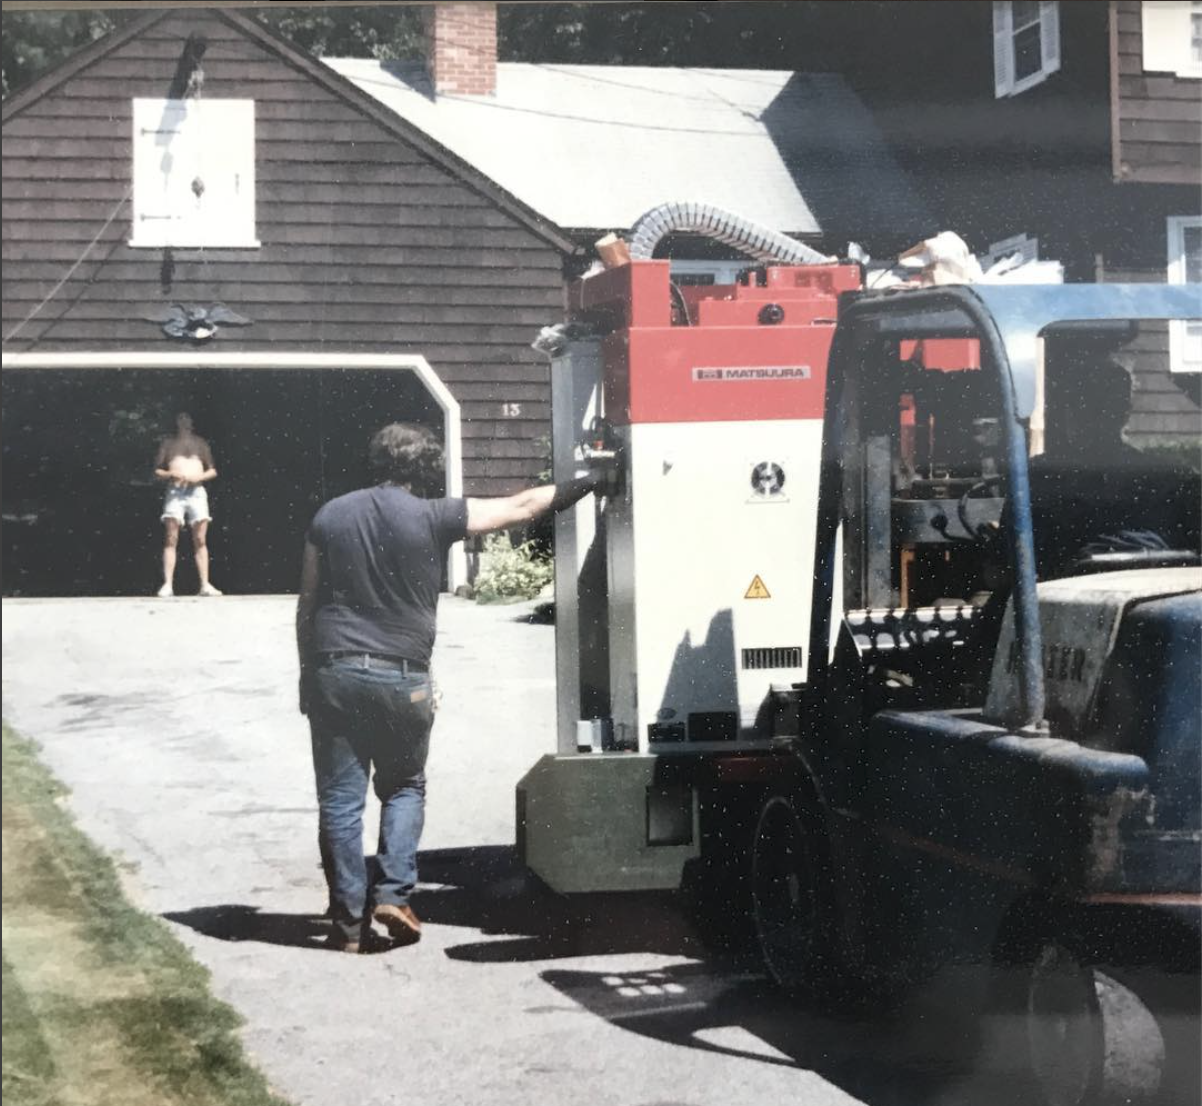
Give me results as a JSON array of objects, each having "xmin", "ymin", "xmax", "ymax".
[{"xmin": 744, "ymin": 575, "xmax": 771, "ymax": 600}]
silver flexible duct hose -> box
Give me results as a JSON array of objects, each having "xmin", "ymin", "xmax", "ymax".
[{"xmin": 628, "ymin": 201, "xmax": 831, "ymax": 265}]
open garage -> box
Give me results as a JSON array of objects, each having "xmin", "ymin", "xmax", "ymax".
[{"xmin": 2, "ymin": 360, "xmax": 456, "ymax": 597}]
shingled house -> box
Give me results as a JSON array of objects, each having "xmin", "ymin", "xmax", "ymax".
[
  {"xmin": 2, "ymin": 6, "xmax": 573, "ymax": 595},
  {"xmin": 326, "ymin": 17, "xmax": 930, "ymax": 264},
  {"xmin": 2, "ymin": 2, "xmax": 932, "ymax": 597},
  {"xmin": 834, "ymin": 0, "xmax": 1201, "ymax": 448}
]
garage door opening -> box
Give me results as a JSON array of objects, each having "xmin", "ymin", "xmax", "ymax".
[{"xmin": 2, "ymin": 359, "xmax": 461, "ymax": 597}]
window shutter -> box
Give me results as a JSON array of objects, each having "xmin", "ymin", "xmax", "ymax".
[
  {"xmin": 191, "ymin": 100, "xmax": 257, "ymax": 247},
  {"xmin": 1142, "ymin": 1, "xmax": 1188, "ymax": 73},
  {"xmin": 993, "ymin": 1, "xmax": 1015, "ymax": 97},
  {"xmin": 132, "ymin": 99, "xmax": 198, "ymax": 246},
  {"xmin": 1039, "ymin": 0, "xmax": 1061, "ymax": 75}
]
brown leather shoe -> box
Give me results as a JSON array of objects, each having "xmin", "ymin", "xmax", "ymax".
[
  {"xmin": 373, "ymin": 903, "xmax": 422, "ymax": 946},
  {"xmin": 326, "ymin": 930, "xmax": 392, "ymax": 955}
]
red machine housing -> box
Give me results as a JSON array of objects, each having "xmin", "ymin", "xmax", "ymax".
[{"xmin": 568, "ymin": 260, "xmax": 862, "ymax": 425}]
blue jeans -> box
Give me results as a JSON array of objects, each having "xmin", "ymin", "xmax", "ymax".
[{"xmin": 309, "ymin": 656, "xmax": 435, "ymax": 943}]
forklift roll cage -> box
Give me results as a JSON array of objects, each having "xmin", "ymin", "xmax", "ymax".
[{"xmin": 809, "ymin": 283, "xmax": 1202, "ymax": 734}]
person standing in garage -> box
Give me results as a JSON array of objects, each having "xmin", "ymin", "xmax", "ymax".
[
  {"xmin": 296, "ymin": 421, "xmax": 599, "ymax": 953},
  {"xmin": 153, "ymin": 412, "xmax": 223, "ymax": 598}
]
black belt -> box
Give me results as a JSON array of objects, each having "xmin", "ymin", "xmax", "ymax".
[{"xmin": 320, "ymin": 652, "xmax": 428, "ymax": 673}]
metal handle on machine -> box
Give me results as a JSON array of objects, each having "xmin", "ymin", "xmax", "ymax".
[
  {"xmin": 574, "ymin": 416, "xmax": 624, "ymax": 504},
  {"xmin": 580, "ymin": 416, "xmax": 618, "ymax": 465}
]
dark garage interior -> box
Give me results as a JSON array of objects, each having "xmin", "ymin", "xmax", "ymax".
[{"xmin": 2, "ymin": 366, "xmax": 444, "ymax": 597}]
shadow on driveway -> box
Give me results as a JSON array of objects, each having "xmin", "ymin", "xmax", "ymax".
[
  {"xmin": 163, "ymin": 904, "xmax": 330, "ymax": 951},
  {"xmin": 162, "ymin": 846, "xmax": 1197, "ymax": 1106},
  {"xmin": 162, "ymin": 845, "xmax": 1020, "ymax": 1105},
  {"xmin": 168, "ymin": 846, "xmax": 1174, "ymax": 1105},
  {"xmin": 163, "ymin": 845, "xmax": 702, "ymax": 963},
  {"xmin": 415, "ymin": 845, "xmax": 704, "ymax": 963}
]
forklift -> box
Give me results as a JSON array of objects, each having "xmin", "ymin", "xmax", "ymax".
[
  {"xmin": 521, "ymin": 272, "xmax": 1201, "ymax": 1106},
  {"xmin": 752, "ymin": 283, "xmax": 1200, "ymax": 1106}
]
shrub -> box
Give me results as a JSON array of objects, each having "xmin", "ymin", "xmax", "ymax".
[{"xmin": 473, "ymin": 531, "xmax": 553, "ymax": 603}]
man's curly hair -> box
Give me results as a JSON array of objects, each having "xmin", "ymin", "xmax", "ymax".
[{"xmin": 368, "ymin": 422, "xmax": 444, "ymax": 491}]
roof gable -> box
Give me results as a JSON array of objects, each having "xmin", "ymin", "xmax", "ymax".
[{"xmin": 2, "ymin": 8, "xmax": 574, "ymax": 255}]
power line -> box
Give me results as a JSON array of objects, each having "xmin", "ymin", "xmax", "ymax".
[
  {"xmin": 347, "ymin": 68, "xmax": 771, "ymax": 136},
  {"xmin": 2, "ymin": 183, "xmax": 133, "ymax": 347}
]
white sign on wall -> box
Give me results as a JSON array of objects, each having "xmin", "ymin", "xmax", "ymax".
[{"xmin": 130, "ymin": 98, "xmax": 259, "ymax": 249}]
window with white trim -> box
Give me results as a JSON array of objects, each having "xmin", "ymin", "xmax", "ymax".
[
  {"xmin": 993, "ymin": 1, "xmax": 1061, "ymax": 98},
  {"xmin": 131, "ymin": 98, "xmax": 259, "ymax": 248},
  {"xmin": 1167, "ymin": 215, "xmax": 1202, "ymax": 372},
  {"xmin": 1141, "ymin": 1, "xmax": 1202, "ymax": 78}
]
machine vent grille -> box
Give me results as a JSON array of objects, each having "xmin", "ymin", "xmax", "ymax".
[{"xmin": 741, "ymin": 646, "xmax": 803, "ymax": 670}]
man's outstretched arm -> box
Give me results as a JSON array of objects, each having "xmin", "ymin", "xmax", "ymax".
[{"xmin": 465, "ymin": 476, "xmax": 599, "ymax": 536}]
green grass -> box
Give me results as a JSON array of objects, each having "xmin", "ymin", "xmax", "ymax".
[{"xmin": 1, "ymin": 722, "xmax": 290, "ymax": 1106}]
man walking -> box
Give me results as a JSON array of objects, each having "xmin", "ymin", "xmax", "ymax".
[
  {"xmin": 154, "ymin": 412, "xmax": 222, "ymax": 597},
  {"xmin": 296, "ymin": 422, "xmax": 598, "ymax": 953}
]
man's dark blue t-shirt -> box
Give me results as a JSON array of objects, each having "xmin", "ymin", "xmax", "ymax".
[{"xmin": 307, "ymin": 485, "xmax": 468, "ymax": 666}]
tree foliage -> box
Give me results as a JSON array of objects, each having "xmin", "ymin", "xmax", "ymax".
[
  {"xmin": 1, "ymin": 9, "xmax": 137, "ymax": 98},
  {"xmin": 0, "ymin": 5, "xmax": 425, "ymax": 100},
  {"xmin": 2, "ymin": 3, "xmax": 895, "ymax": 101},
  {"xmin": 251, "ymin": 5, "xmax": 425, "ymax": 61},
  {"xmin": 496, "ymin": 2, "xmax": 882, "ymax": 71}
]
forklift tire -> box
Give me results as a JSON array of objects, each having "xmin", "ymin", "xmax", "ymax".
[
  {"xmin": 1025, "ymin": 942, "xmax": 1106, "ymax": 1106},
  {"xmin": 1031, "ymin": 942, "xmax": 1166, "ymax": 1106},
  {"xmin": 751, "ymin": 794, "xmax": 839, "ymax": 1002},
  {"xmin": 988, "ymin": 938, "xmax": 1165, "ymax": 1106}
]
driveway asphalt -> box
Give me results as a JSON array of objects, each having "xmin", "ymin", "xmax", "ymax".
[{"xmin": 1, "ymin": 594, "xmax": 1134, "ymax": 1106}]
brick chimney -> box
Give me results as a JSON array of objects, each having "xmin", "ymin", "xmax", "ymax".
[{"xmin": 424, "ymin": 2, "xmax": 497, "ymax": 96}]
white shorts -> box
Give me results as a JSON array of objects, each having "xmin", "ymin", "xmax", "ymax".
[{"xmin": 161, "ymin": 484, "xmax": 211, "ymax": 525}]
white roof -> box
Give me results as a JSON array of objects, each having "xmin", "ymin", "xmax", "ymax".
[{"xmin": 325, "ymin": 60, "xmax": 928, "ymax": 238}]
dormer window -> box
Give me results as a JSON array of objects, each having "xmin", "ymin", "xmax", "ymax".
[
  {"xmin": 993, "ymin": 1, "xmax": 1061, "ymax": 98},
  {"xmin": 130, "ymin": 98, "xmax": 259, "ymax": 248}
]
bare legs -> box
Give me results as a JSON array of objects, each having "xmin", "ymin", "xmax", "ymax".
[
  {"xmin": 193, "ymin": 519, "xmax": 222, "ymax": 596},
  {"xmin": 159, "ymin": 517, "xmax": 221, "ymax": 596},
  {"xmin": 193, "ymin": 519, "xmax": 211, "ymax": 589},
  {"xmin": 160, "ymin": 518, "xmax": 181, "ymax": 597}
]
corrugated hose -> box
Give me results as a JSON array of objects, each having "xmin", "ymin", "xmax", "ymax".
[{"xmin": 627, "ymin": 201, "xmax": 831, "ymax": 265}]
